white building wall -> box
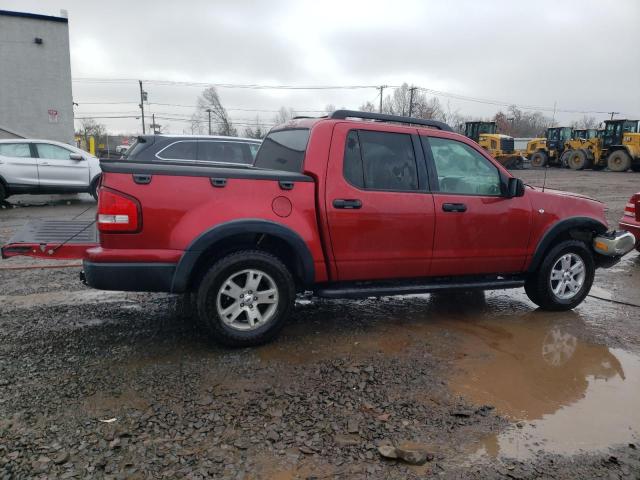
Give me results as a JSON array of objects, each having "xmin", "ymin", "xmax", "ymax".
[{"xmin": 0, "ymin": 11, "xmax": 74, "ymax": 144}]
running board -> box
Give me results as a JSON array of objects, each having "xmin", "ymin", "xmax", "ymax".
[{"xmin": 315, "ymin": 277, "xmax": 525, "ymax": 299}]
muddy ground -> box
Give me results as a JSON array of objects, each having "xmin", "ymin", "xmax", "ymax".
[{"xmin": 1, "ymin": 169, "xmax": 639, "ymax": 479}]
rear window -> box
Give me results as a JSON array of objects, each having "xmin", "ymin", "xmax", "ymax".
[{"xmin": 253, "ymin": 129, "xmax": 309, "ymax": 172}]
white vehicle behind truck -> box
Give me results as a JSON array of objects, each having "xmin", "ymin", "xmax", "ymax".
[{"xmin": 0, "ymin": 139, "xmax": 102, "ymax": 202}]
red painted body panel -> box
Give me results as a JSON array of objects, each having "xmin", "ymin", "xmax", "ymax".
[
  {"xmin": 2, "ymin": 116, "xmax": 613, "ymax": 288},
  {"xmin": 1, "ymin": 243, "xmax": 93, "ymax": 260},
  {"xmin": 323, "ymin": 123, "xmax": 435, "ymax": 280},
  {"xmin": 98, "ymin": 171, "xmax": 329, "ymax": 282}
]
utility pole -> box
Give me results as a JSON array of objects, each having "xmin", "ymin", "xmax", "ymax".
[
  {"xmin": 151, "ymin": 113, "xmax": 160, "ymax": 134},
  {"xmin": 138, "ymin": 80, "xmax": 147, "ymax": 134},
  {"xmin": 206, "ymin": 109, "xmax": 212, "ymax": 135},
  {"xmin": 408, "ymin": 86, "xmax": 417, "ymax": 117},
  {"xmin": 608, "ymin": 111, "xmax": 620, "ymax": 120},
  {"xmin": 378, "ymin": 85, "xmax": 387, "ymax": 113}
]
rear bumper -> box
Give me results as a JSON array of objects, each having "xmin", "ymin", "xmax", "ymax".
[{"xmin": 82, "ymin": 260, "xmax": 176, "ymax": 292}]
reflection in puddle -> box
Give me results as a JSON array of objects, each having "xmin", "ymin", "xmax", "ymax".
[{"xmin": 448, "ymin": 317, "xmax": 640, "ymax": 459}]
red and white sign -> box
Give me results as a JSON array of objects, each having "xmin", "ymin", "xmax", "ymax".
[{"xmin": 48, "ymin": 109, "xmax": 59, "ymax": 123}]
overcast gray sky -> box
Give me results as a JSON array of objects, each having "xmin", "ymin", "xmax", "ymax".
[{"xmin": 4, "ymin": 0, "xmax": 640, "ymax": 134}]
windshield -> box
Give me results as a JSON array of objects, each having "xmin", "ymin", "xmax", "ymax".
[{"xmin": 253, "ymin": 129, "xmax": 310, "ymax": 172}]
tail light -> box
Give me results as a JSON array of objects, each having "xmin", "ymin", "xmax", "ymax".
[
  {"xmin": 97, "ymin": 188, "xmax": 141, "ymax": 232},
  {"xmin": 624, "ymin": 194, "xmax": 639, "ymax": 221}
]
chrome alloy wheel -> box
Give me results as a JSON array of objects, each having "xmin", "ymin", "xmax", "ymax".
[
  {"xmin": 549, "ymin": 253, "xmax": 586, "ymax": 300},
  {"xmin": 216, "ymin": 269, "xmax": 279, "ymax": 331}
]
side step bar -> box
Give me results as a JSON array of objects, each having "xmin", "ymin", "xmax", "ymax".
[{"xmin": 315, "ymin": 277, "xmax": 525, "ymax": 299}]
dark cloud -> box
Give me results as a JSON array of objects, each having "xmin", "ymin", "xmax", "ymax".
[{"xmin": 4, "ymin": 0, "xmax": 639, "ymax": 133}]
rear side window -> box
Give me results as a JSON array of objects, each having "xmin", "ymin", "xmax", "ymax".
[
  {"xmin": 253, "ymin": 129, "xmax": 309, "ymax": 172},
  {"xmin": 157, "ymin": 141, "xmax": 197, "ymax": 161},
  {"xmin": 0, "ymin": 143, "xmax": 31, "ymax": 158},
  {"xmin": 198, "ymin": 141, "xmax": 253, "ymax": 164},
  {"xmin": 123, "ymin": 140, "xmax": 148, "ymax": 159},
  {"xmin": 343, "ymin": 130, "xmax": 418, "ymax": 191}
]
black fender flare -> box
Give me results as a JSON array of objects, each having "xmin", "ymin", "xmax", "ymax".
[
  {"xmin": 90, "ymin": 174, "xmax": 102, "ymax": 188},
  {"xmin": 171, "ymin": 219, "xmax": 315, "ymax": 292},
  {"xmin": 527, "ymin": 216, "xmax": 607, "ymax": 272}
]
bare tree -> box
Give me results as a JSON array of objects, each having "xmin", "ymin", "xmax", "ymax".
[
  {"xmin": 358, "ymin": 101, "xmax": 377, "ymax": 112},
  {"xmin": 196, "ymin": 87, "xmax": 237, "ymax": 136},
  {"xmin": 76, "ymin": 118, "xmax": 107, "ymax": 149},
  {"xmin": 381, "ymin": 83, "xmax": 444, "ymax": 120},
  {"xmin": 494, "ymin": 106, "xmax": 553, "ymax": 137},
  {"xmin": 189, "ymin": 113, "xmax": 205, "ymax": 135},
  {"xmin": 273, "ymin": 107, "xmax": 297, "ymax": 125},
  {"xmin": 244, "ymin": 115, "xmax": 267, "ymax": 139}
]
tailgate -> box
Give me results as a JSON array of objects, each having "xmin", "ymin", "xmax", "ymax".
[{"xmin": 1, "ymin": 219, "xmax": 97, "ymax": 260}]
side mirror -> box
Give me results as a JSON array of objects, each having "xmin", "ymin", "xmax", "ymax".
[
  {"xmin": 69, "ymin": 153, "xmax": 84, "ymax": 161},
  {"xmin": 506, "ymin": 177, "xmax": 525, "ymax": 198}
]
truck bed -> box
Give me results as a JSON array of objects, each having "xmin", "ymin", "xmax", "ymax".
[{"xmin": 1, "ymin": 219, "xmax": 97, "ymax": 259}]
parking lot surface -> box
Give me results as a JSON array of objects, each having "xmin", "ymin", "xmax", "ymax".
[{"xmin": 1, "ymin": 170, "xmax": 639, "ymax": 479}]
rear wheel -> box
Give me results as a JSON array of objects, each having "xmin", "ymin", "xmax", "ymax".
[
  {"xmin": 524, "ymin": 240, "xmax": 594, "ymax": 311},
  {"xmin": 607, "ymin": 150, "xmax": 631, "ymax": 172},
  {"xmin": 530, "ymin": 151, "xmax": 548, "ymax": 168},
  {"xmin": 196, "ymin": 250, "xmax": 295, "ymax": 347},
  {"xmin": 567, "ymin": 149, "xmax": 591, "ymax": 170},
  {"xmin": 0, "ymin": 183, "xmax": 5, "ymax": 203}
]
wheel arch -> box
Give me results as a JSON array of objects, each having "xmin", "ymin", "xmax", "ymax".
[
  {"xmin": 527, "ymin": 217, "xmax": 607, "ymax": 273},
  {"xmin": 171, "ymin": 219, "xmax": 315, "ymax": 293}
]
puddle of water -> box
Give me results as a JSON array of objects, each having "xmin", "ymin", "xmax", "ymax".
[{"xmin": 448, "ymin": 317, "xmax": 640, "ymax": 459}]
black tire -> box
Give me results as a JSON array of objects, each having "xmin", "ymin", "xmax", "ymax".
[
  {"xmin": 0, "ymin": 183, "xmax": 6, "ymax": 203},
  {"xmin": 196, "ymin": 250, "xmax": 295, "ymax": 347},
  {"xmin": 607, "ymin": 150, "xmax": 631, "ymax": 172},
  {"xmin": 567, "ymin": 149, "xmax": 591, "ymax": 170},
  {"xmin": 524, "ymin": 240, "xmax": 595, "ymax": 311},
  {"xmin": 631, "ymin": 164, "xmax": 640, "ymax": 172},
  {"xmin": 560, "ymin": 150, "xmax": 572, "ymax": 168},
  {"xmin": 530, "ymin": 151, "xmax": 548, "ymax": 168},
  {"xmin": 90, "ymin": 177, "xmax": 100, "ymax": 201}
]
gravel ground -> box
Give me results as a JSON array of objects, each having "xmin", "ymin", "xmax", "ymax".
[{"xmin": 1, "ymin": 172, "xmax": 640, "ymax": 479}]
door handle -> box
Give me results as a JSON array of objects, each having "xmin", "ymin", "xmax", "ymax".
[
  {"xmin": 333, "ymin": 199, "xmax": 362, "ymax": 209},
  {"xmin": 40, "ymin": 162, "xmax": 51, "ymax": 166},
  {"xmin": 442, "ymin": 202, "xmax": 467, "ymax": 212}
]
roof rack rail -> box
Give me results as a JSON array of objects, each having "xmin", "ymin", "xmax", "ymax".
[{"xmin": 330, "ymin": 110, "xmax": 453, "ymax": 132}]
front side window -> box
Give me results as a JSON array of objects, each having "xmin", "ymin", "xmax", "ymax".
[
  {"xmin": 426, "ymin": 137, "xmax": 501, "ymax": 196},
  {"xmin": 0, "ymin": 143, "xmax": 31, "ymax": 158},
  {"xmin": 343, "ymin": 130, "xmax": 418, "ymax": 191},
  {"xmin": 157, "ymin": 141, "xmax": 197, "ymax": 161},
  {"xmin": 253, "ymin": 129, "xmax": 309, "ymax": 172},
  {"xmin": 36, "ymin": 143, "xmax": 73, "ymax": 160}
]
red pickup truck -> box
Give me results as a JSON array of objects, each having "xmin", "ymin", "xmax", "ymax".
[{"xmin": 2, "ymin": 111, "xmax": 635, "ymax": 346}]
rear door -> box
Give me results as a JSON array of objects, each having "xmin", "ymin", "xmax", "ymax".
[
  {"xmin": 422, "ymin": 135, "xmax": 531, "ymax": 276},
  {"xmin": 35, "ymin": 143, "xmax": 89, "ymax": 188},
  {"xmin": 325, "ymin": 123, "xmax": 435, "ymax": 281},
  {"xmin": 0, "ymin": 142, "xmax": 39, "ymax": 187}
]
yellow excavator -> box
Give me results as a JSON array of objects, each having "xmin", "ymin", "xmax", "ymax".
[
  {"xmin": 562, "ymin": 119, "xmax": 640, "ymax": 172},
  {"xmin": 527, "ymin": 127, "xmax": 573, "ymax": 167},
  {"xmin": 464, "ymin": 121, "xmax": 525, "ymax": 169}
]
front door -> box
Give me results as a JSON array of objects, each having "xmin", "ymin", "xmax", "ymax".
[
  {"xmin": 422, "ymin": 135, "xmax": 532, "ymax": 276},
  {"xmin": 35, "ymin": 143, "xmax": 89, "ymax": 189},
  {"xmin": 325, "ymin": 124, "xmax": 435, "ymax": 281}
]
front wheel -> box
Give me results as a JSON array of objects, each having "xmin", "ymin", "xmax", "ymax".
[
  {"xmin": 607, "ymin": 150, "xmax": 631, "ymax": 172},
  {"xmin": 524, "ymin": 240, "xmax": 595, "ymax": 311},
  {"xmin": 196, "ymin": 250, "xmax": 295, "ymax": 347},
  {"xmin": 530, "ymin": 151, "xmax": 548, "ymax": 168}
]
